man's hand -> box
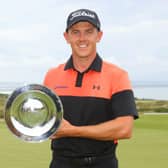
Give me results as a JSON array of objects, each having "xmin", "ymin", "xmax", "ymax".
[{"xmin": 50, "ymin": 119, "xmax": 75, "ymax": 139}]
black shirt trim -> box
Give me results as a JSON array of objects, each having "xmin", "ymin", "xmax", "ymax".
[
  {"xmin": 64, "ymin": 54, "xmax": 102, "ymax": 87},
  {"xmin": 64, "ymin": 53, "xmax": 102, "ymax": 72}
]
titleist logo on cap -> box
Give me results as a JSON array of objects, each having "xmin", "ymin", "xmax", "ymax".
[
  {"xmin": 66, "ymin": 9, "xmax": 101, "ymax": 31},
  {"xmin": 70, "ymin": 10, "xmax": 96, "ymax": 21}
]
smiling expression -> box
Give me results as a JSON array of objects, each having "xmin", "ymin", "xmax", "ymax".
[{"xmin": 64, "ymin": 22, "xmax": 103, "ymax": 59}]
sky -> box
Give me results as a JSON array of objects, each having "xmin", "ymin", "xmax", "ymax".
[{"xmin": 0, "ymin": 0, "xmax": 167, "ymax": 84}]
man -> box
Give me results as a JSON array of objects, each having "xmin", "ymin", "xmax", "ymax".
[{"xmin": 44, "ymin": 8, "xmax": 138, "ymax": 168}]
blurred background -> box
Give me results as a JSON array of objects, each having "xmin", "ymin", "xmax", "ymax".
[{"xmin": 0, "ymin": 0, "xmax": 168, "ymax": 100}]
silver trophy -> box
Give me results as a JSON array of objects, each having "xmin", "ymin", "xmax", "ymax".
[{"xmin": 4, "ymin": 84, "xmax": 63, "ymax": 143}]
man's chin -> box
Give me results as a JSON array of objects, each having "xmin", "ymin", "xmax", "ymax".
[{"xmin": 75, "ymin": 52, "xmax": 90, "ymax": 58}]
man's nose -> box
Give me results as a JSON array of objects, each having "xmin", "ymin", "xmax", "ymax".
[{"xmin": 79, "ymin": 32, "xmax": 86, "ymax": 41}]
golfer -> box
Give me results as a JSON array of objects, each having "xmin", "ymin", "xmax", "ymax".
[{"xmin": 44, "ymin": 8, "xmax": 139, "ymax": 168}]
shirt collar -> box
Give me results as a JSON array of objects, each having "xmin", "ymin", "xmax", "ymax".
[{"xmin": 64, "ymin": 53, "xmax": 102, "ymax": 72}]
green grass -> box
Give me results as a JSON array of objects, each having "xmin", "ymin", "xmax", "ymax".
[
  {"xmin": 117, "ymin": 114, "xmax": 168, "ymax": 168},
  {"xmin": 1, "ymin": 115, "xmax": 168, "ymax": 168},
  {"xmin": 0, "ymin": 94, "xmax": 8, "ymax": 118},
  {"xmin": 0, "ymin": 121, "xmax": 51, "ymax": 168},
  {"xmin": 135, "ymin": 99, "xmax": 168, "ymax": 113}
]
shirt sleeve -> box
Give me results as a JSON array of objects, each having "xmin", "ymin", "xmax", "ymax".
[
  {"xmin": 110, "ymin": 70, "xmax": 139, "ymax": 119},
  {"xmin": 110, "ymin": 90, "xmax": 139, "ymax": 119}
]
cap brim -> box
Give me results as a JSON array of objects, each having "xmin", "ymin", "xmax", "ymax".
[{"xmin": 66, "ymin": 17, "xmax": 99, "ymax": 31}]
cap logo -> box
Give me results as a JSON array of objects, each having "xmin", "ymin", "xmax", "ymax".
[{"xmin": 70, "ymin": 10, "xmax": 95, "ymax": 21}]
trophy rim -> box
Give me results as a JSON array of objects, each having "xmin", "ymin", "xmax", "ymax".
[{"xmin": 4, "ymin": 84, "xmax": 63, "ymax": 143}]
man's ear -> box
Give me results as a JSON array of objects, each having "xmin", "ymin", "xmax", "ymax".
[
  {"xmin": 97, "ymin": 31, "xmax": 103, "ymax": 43},
  {"xmin": 63, "ymin": 32, "xmax": 70, "ymax": 44}
]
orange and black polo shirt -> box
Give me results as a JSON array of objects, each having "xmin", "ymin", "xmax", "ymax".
[{"xmin": 44, "ymin": 54, "xmax": 138, "ymax": 157}]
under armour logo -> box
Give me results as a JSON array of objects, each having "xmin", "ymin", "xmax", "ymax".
[{"xmin": 92, "ymin": 85, "xmax": 101, "ymax": 90}]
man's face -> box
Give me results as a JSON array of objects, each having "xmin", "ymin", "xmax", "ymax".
[{"xmin": 64, "ymin": 22, "xmax": 103, "ymax": 58}]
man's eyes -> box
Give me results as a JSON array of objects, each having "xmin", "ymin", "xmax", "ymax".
[
  {"xmin": 71, "ymin": 29, "xmax": 94, "ymax": 35},
  {"xmin": 86, "ymin": 29, "xmax": 94, "ymax": 34},
  {"xmin": 72, "ymin": 30, "xmax": 78, "ymax": 34}
]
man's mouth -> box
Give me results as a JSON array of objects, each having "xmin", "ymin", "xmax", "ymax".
[{"xmin": 79, "ymin": 44, "xmax": 87, "ymax": 48}]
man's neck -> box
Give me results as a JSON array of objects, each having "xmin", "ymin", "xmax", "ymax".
[{"xmin": 72, "ymin": 54, "xmax": 96, "ymax": 73}]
